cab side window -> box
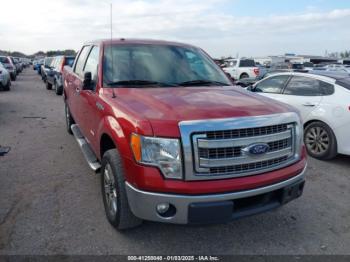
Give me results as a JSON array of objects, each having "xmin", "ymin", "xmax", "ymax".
[
  {"xmin": 74, "ymin": 46, "xmax": 91, "ymax": 77},
  {"xmin": 255, "ymin": 75, "xmax": 290, "ymax": 94},
  {"xmin": 83, "ymin": 46, "xmax": 100, "ymax": 83}
]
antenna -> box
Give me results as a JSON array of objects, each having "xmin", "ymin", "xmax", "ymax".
[
  {"xmin": 110, "ymin": 3, "xmax": 116, "ymax": 98},
  {"xmin": 110, "ymin": 3, "xmax": 113, "ymax": 40}
]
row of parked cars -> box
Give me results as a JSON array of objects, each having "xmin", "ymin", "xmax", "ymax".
[
  {"xmin": 0, "ymin": 56, "xmax": 30, "ymax": 91},
  {"xmin": 33, "ymin": 56, "xmax": 75, "ymax": 95}
]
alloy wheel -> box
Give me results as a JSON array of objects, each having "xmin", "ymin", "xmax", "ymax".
[
  {"xmin": 103, "ymin": 163, "xmax": 118, "ymax": 217},
  {"xmin": 305, "ymin": 126, "xmax": 329, "ymax": 155}
]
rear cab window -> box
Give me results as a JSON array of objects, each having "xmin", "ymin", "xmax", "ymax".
[{"xmin": 239, "ymin": 59, "xmax": 255, "ymax": 67}]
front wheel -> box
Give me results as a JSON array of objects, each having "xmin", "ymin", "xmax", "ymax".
[
  {"xmin": 46, "ymin": 81, "xmax": 52, "ymax": 90},
  {"xmin": 54, "ymin": 81, "xmax": 63, "ymax": 95},
  {"xmin": 304, "ymin": 121, "xmax": 337, "ymax": 160},
  {"xmin": 101, "ymin": 149, "xmax": 142, "ymax": 230},
  {"xmin": 64, "ymin": 102, "xmax": 74, "ymax": 135},
  {"xmin": 4, "ymin": 80, "xmax": 11, "ymax": 91}
]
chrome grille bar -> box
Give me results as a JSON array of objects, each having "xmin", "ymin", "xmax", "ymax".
[
  {"xmin": 199, "ymin": 148, "xmax": 292, "ymax": 167},
  {"xmin": 197, "ymin": 130, "xmax": 292, "ymax": 149}
]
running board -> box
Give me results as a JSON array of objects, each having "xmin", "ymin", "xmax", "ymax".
[{"xmin": 71, "ymin": 124, "xmax": 101, "ymax": 172}]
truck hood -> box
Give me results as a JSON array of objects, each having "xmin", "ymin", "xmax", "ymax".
[{"xmin": 107, "ymin": 86, "xmax": 293, "ymax": 136}]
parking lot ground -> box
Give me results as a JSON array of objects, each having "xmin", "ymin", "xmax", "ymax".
[{"xmin": 0, "ymin": 69, "xmax": 350, "ymax": 255}]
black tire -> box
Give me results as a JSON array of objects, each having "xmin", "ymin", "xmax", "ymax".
[
  {"xmin": 11, "ymin": 74, "xmax": 16, "ymax": 81},
  {"xmin": 304, "ymin": 121, "xmax": 337, "ymax": 160},
  {"xmin": 54, "ymin": 81, "xmax": 63, "ymax": 95},
  {"xmin": 240, "ymin": 73, "xmax": 249, "ymax": 79},
  {"xmin": 64, "ymin": 102, "xmax": 74, "ymax": 135},
  {"xmin": 46, "ymin": 81, "xmax": 52, "ymax": 90},
  {"xmin": 101, "ymin": 149, "xmax": 142, "ymax": 230},
  {"xmin": 4, "ymin": 80, "xmax": 11, "ymax": 91}
]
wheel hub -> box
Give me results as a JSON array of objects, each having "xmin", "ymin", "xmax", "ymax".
[
  {"xmin": 103, "ymin": 164, "xmax": 118, "ymax": 216},
  {"xmin": 305, "ymin": 127, "xmax": 329, "ymax": 155}
]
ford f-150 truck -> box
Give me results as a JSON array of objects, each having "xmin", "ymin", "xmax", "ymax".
[
  {"xmin": 223, "ymin": 58, "xmax": 259, "ymax": 80},
  {"xmin": 63, "ymin": 39, "xmax": 307, "ymax": 230}
]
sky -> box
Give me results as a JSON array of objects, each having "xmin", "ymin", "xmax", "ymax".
[{"xmin": 0, "ymin": 0, "xmax": 349, "ymax": 58}]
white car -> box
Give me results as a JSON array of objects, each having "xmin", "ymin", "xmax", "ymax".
[
  {"xmin": 248, "ymin": 71, "xmax": 350, "ymax": 160},
  {"xmin": 0, "ymin": 62, "xmax": 11, "ymax": 91},
  {"xmin": 222, "ymin": 58, "xmax": 259, "ymax": 80}
]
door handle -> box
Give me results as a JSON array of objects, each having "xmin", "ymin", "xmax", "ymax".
[{"xmin": 302, "ymin": 102, "xmax": 315, "ymax": 107}]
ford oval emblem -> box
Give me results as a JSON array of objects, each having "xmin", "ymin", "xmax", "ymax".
[{"xmin": 243, "ymin": 143, "xmax": 270, "ymax": 155}]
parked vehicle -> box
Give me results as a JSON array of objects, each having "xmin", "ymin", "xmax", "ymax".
[
  {"xmin": 35, "ymin": 59, "xmax": 44, "ymax": 74},
  {"xmin": 222, "ymin": 58, "xmax": 259, "ymax": 80},
  {"xmin": 12, "ymin": 57, "xmax": 23, "ymax": 73},
  {"xmin": 0, "ymin": 62, "xmax": 11, "ymax": 91},
  {"xmin": 248, "ymin": 71, "xmax": 350, "ymax": 160},
  {"xmin": 303, "ymin": 62, "xmax": 314, "ymax": 71},
  {"xmin": 40, "ymin": 57, "xmax": 54, "ymax": 82},
  {"xmin": 46, "ymin": 55, "xmax": 75, "ymax": 95},
  {"xmin": 0, "ymin": 56, "xmax": 17, "ymax": 81},
  {"xmin": 323, "ymin": 64, "xmax": 350, "ymax": 74},
  {"xmin": 63, "ymin": 39, "xmax": 306, "ymax": 230}
]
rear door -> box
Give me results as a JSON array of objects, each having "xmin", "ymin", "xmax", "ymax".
[
  {"xmin": 67, "ymin": 45, "xmax": 91, "ymax": 123},
  {"xmin": 280, "ymin": 76, "xmax": 324, "ymax": 121}
]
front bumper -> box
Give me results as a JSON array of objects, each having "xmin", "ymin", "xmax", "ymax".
[{"xmin": 126, "ymin": 165, "xmax": 306, "ymax": 224}]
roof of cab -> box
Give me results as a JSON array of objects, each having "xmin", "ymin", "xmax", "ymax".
[{"xmin": 84, "ymin": 38, "xmax": 196, "ymax": 48}]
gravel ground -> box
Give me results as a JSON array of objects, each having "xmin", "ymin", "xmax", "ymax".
[{"xmin": 0, "ymin": 69, "xmax": 350, "ymax": 255}]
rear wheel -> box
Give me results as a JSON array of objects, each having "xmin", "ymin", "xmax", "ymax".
[
  {"xmin": 10, "ymin": 74, "xmax": 16, "ymax": 81},
  {"xmin": 304, "ymin": 121, "xmax": 337, "ymax": 160},
  {"xmin": 101, "ymin": 149, "xmax": 142, "ymax": 230},
  {"xmin": 240, "ymin": 73, "xmax": 249, "ymax": 79}
]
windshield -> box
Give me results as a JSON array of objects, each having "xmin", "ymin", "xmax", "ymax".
[
  {"xmin": 0, "ymin": 57, "xmax": 9, "ymax": 64},
  {"xmin": 103, "ymin": 44, "xmax": 231, "ymax": 87},
  {"xmin": 45, "ymin": 58, "xmax": 53, "ymax": 66}
]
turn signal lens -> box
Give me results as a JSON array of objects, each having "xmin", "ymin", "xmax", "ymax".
[{"xmin": 130, "ymin": 133, "xmax": 142, "ymax": 162}]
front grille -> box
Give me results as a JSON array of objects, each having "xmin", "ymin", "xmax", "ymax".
[
  {"xmin": 192, "ymin": 123, "xmax": 295, "ymax": 177},
  {"xmin": 206, "ymin": 124, "xmax": 289, "ymax": 140},
  {"xmin": 209, "ymin": 156, "xmax": 289, "ymax": 175},
  {"xmin": 198, "ymin": 138, "xmax": 291, "ymax": 160}
]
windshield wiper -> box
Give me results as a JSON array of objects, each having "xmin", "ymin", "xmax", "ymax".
[
  {"xmin": 178, "ymin": 80, "xmax": 230, "ymax": 86},
  {"xmin": 106, "ymin": 80, "xmax": 178, "ymax": 87}
]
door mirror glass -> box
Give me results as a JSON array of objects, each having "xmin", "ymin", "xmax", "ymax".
[{"xmin": 82, "ymin": 72, "xmax": 92, "ymax": 90}]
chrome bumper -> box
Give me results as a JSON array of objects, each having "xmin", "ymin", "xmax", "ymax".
[{"xmin": 125, "ymin": 165, "xmax": 307, "ymax": 224}]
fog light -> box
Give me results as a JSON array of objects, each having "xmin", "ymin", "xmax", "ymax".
[{"xmin": 156, "ymin": 203, "xmax": 170, "ymax": 214}]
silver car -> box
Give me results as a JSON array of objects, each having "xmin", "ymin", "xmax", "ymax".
[
  {"xmin": 0, "ymin": 62, "xmax": 11, "ymax": 91},
  {"xmin": 0, "ymin": 56, "xmax": 17, "ymax": 81}
]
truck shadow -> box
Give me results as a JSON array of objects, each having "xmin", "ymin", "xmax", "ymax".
[{"xmin": 118, "ymin": 206, "xmax": 308, "ymax": 254}]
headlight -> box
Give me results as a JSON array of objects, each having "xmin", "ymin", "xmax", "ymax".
[{"xmin": 130, "ymin": 134, "xmax": 183, "ymax": 179}]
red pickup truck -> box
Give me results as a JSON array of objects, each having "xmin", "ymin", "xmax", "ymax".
[{"xmin": 63, "ymin": 39, "xmax": 307, "ymax": 230}]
